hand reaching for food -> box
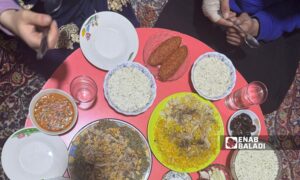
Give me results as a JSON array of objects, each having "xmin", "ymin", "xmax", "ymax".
[
  {"xmin": 226, "ymin": 13, "xmax": 259, "ymax": 46},
  {"xmin": 0, "ymin": 9, "xmax": 58, "ymax": 51}
]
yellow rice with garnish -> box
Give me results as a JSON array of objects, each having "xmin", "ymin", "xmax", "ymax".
[{"xmin": 153, "ymin": 94, "xmax": 221, "ymax": 171}]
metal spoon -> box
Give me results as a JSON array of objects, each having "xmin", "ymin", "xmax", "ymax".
[
  {"xmin": 36, "ymin": 0, "xmax": 62, "ymax": 60},
  {"xmin": 232, "ymin": 22, "xmax": 260, "ymax": 48}
]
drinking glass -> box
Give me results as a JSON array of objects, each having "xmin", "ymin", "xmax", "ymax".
[
  {"xmin": 70, "ymin": 75, "xmax": 97, "ymax": 110},
  {"xmin": 225, "ymin": 81, "xmax": 268, "ymax": 110}
]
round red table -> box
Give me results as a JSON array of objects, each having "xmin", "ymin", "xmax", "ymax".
[{"xmin": 25, "ymin": 28, "xmax": 267, "ymax": 179}]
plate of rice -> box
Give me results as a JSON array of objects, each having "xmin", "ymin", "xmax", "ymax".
[
  {"xmin": 191, "ymin": 52, "xmax": 236, "ymax": 100},
  {"xmin": 230, "ymin": 141, "xmax": 281, "ymax": 180},
  {"xmin": 103, "ymin": 62, "xmax": 157, "ymax": 115}
]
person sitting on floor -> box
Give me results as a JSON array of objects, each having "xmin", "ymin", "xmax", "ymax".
[
  {"xmin": 0, "ymin": 0, "xmax": 58, "ymax": 51},
  {"xmin": 155, "ymin": 0, "xmax": 300, "ymax": 114},
  {"xmin": 202, "ymin": 0, "xmax": 300, "ymax": 46},
  {"xmin": 0, "ymin": 0, "xmax": 139, "ymax": 78},
  {"xmin": 0, "ymin": 0, "xmax": 139, "ymax": 51}
]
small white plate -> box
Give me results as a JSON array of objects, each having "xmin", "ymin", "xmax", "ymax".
[
  {"xmin": 80, "ymin": 11, "xmax": 139, "ymax": 71},
  {"xmin": 1, "ymin": 128, "xmax": 68, "ymax": 180},
  {"xmin": 227, "ymin": 110, "xmax": 261, "ymax": 136},
  {"xmin": 191, "ymin": 52, "xmax": 236, "ymax": 100}
]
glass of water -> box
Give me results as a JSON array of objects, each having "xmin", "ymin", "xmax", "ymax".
[
  {"xmin": 70, "ymin": 75, "xmax": 97, "ymax": 110},
  {"xmin": 225, "ymin": 81, "xmax": 268, "ymax": 110}
]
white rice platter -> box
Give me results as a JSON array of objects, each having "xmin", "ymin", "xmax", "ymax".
[
  {"xmin": 104, "ymin": 62, "xmax": 157, "ymax": 115},
  {"xmin": 191, "ymin": 52, "xmax": 236, "ymax": 100},
  {"xmin": 230, "ymin": 141, "xmax": 281, "ymax": 180}
]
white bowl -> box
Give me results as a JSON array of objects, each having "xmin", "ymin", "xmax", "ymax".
[
  {"xmin": 104, "ymin": 62, "xmax": 157, "ymax": 115},
  {"xmin": 29, "ymin": 89, "xmax": 78, "ymax": 135},
  {"xmin": 191, "ymin": 52, "xmax": 236, "ymax": 100},
  {"xmin": 227, "ymin": 109, "xmax": 261, "ymax": 136}
]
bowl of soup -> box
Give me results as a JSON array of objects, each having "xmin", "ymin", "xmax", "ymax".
[{"xmin": 29, "ymin": 89, "xmax": 78, "ymax": 135}]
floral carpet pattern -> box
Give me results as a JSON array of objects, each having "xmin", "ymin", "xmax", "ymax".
[
  {"xmin": 0, "ymin": 0, "xmax": 299, "ymax": 179},
  {"xmin": 265, "ymin": 63, "xmax": 300, "ymax": 180}
]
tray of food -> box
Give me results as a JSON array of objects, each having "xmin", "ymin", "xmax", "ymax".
[
  {"xmin": 68, "ymin": 118, "xmax": 152, "ymax": 180},
  {"xmin": 148, "ymin": 92, "xmax": 224, "ymax": 172}
]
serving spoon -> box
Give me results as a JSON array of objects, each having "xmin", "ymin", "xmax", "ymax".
[{"xmin": 36, "ymin": 0, "xmax": 62, "ymax": 59}]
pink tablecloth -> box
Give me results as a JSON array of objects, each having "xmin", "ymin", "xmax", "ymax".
[{"xmin": 25, "ymin": 28, "xmax": 267, "ymax": 179}]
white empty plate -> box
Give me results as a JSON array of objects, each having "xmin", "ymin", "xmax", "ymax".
[
  {"xmin": 1, "ymin": 128, "xmax": 68, "ymax": 180},
  {"xmin": 80, "ymin": 11, "xmax": 139, "ymax": 71}
]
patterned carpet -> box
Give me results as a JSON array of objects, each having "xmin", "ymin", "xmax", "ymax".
[
  {"xmin": 0, "ymin": 0, "xmax": 299, "ymax": 179},
  {"xmin": 264, "ymin": 64, "xmax": 300, "ymax": 180}
]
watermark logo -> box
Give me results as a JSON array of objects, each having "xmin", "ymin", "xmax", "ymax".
[
  {"xmin": 225, "ymin": 136, "xmax": 266, "ymax": 150},
  {"xmin": 225, "ymin": 137, "xmax": 237, "ymax": 149}
]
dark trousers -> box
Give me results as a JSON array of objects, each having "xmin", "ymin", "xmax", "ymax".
[{"xmin": 155, "ymin": 0, "xmax": 300, "ymax": 114}]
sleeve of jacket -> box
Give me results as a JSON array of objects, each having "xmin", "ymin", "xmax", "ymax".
[
  {"xmin": 253, "ymin": 0, "xmax": 300, "ymax": 41},
  {"xmin": 0, "ymin": 0, "xmax": 20, "ymax": 35}
]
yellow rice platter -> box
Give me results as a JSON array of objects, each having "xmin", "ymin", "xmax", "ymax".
[{"xmin": 148, "ymin": 92, "xmax": 224, "ymax": 172}]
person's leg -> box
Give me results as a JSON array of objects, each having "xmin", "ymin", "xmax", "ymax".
[{"xmin": 155, "ymin": 0, "xmax": 300, "ymax": 114}]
